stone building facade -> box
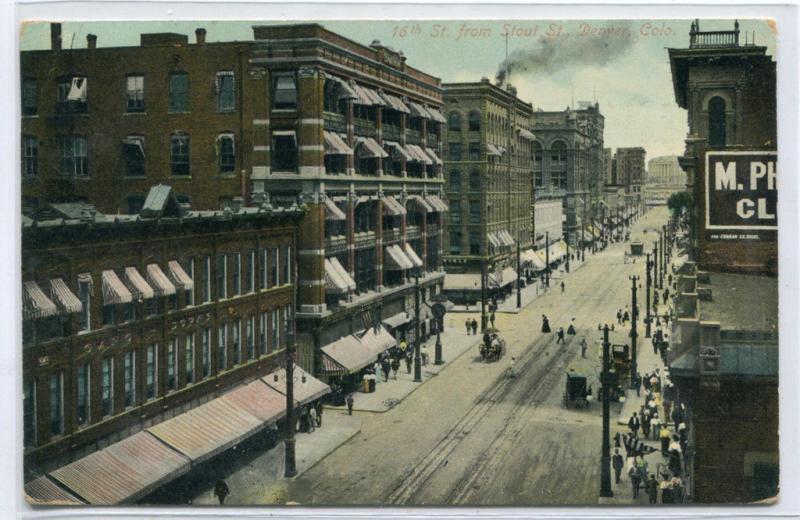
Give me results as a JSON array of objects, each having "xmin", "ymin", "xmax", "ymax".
[{"xmin": 645, "ymin": 155, "xmax": 686, "ymax": 205}]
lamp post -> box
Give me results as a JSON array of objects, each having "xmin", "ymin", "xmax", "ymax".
[
  {"xmin": 414, "ymin": 273, "xmax": 422, "ymax": 383},
  {"xmin": 481, "ymin": 260, "xmax": 488, "ymax": 333},
  {"xmin": 659, "ymin": 231, "xmax": 665, "ymax": 289},
  {"xmin": 599, "ymin": 323, "xmax": 614, "ymax": 498},
  {"xmin": 430, "ymin": 297, "xmax": 447, "ymax": 365},
  {"xmin": 629, "ymin": 275, "xmax": 639, "ymax": 389},
  {"xmin": 645, "ymin": 253, "xmax": 652, "ymax": 339},
  {"xmin": 565, "ymin": 232, "xmax": 571, "ymax": 273},
  {"xmin": 284, "ymin": 316, "xmax": 297, "ymax": 478},
  {"xmin": 545, "ymin": 231, "xmax": 550, "ymax": 287}
]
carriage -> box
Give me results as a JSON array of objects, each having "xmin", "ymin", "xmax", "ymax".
[
  {"xmin": 479, "ymin": 328, "xmax": 506, "ymax": 362},
  {"xmin": 630, "ymin": 241, "xmax": 644, "ymax": 255},
  {"xmin": 612, "ymin": 343, "xmax": 631, "ymax": 376},
  {"xmin": 563, "ymin": 371, "xmax": 592, "ymax": 409}
]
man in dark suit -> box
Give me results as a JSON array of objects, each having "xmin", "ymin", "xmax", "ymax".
[
  {"xmin": 628, "ymin": 412, "xmax": 641, "ymax": 438},
  {"xmin": 612, "ymin": 449, "xmax": 625, "ymax": 484}
]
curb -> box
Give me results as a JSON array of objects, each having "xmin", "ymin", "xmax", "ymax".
[{"xmin": 293, "ymin": 427, "xmax": 363, "ymax": 479}]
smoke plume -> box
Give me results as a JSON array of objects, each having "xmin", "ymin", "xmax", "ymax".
[{"xmin": 496, "ymin": 22, "xmax": 636, "ymax": 86}]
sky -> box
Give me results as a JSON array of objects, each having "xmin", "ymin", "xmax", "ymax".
[{"xmin": 19, "ymin": 19, "xmax": 777, "ymax": 161}]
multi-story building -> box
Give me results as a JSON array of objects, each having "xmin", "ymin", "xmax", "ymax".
[
  {"xmin": 645, "ymin": 155, "xmax": 686, "ymax": 205},
  {"xmin": 531, "ymin": 102, "xmax": 604, "ymax": 250},
  {"xmin": 20, "ymin": 23, "xmax": 449, "ymax": 383},
  {"xmin": 440, "ymin": 79, "xmax": 534, "ymax": 303},
  {"xmin": 22, "ymin": 186, "xmax": 305, "ymax": 478},
  {"xmin": 666, "ymin": 20, "xmax": 778, "ymax": 503}
]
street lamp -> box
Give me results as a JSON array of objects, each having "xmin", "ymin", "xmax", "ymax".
[
  {"xmin": 545, "ymin": 231, "xmax": 551, "ymax": 288},
  {"xmin": 430, "ymin": 294, "xmax": 447, "ymax": 365},
  {"xmin": 414, "ymin": 273, "xmax": 422, "ymax": 382},
  {"xmin": 516, "ymin": 242, "xmax": 522, "ymax": 309},
  {"xmin": 645, "ymin": 253, "xmax": 653, "ymax": 339},
  {"xmin": 629, "ymin": 275, "xmax": 640, "ymax": 389},
  {"xmin": 598, "ymin": 323, "xmax": 614, "ymax": 498},
  {"xmin": 565, "ymin": 232, "xmax": 571, "ymax": 273},
  {"xmin": 284, "ymin": 316, "xmax": 297, "ymax": 478}
]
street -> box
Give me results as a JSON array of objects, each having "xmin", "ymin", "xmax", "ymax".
[{"xmin": 283, "ymin": 207, "xmax": 670, "ymax": 506}]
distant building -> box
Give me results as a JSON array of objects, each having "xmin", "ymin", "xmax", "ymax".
[{"xmin": 645, "ymin": 155, "xmax": 686, "ymax": 205}]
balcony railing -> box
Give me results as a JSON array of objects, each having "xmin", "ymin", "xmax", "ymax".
[
  {"xmin": 354, "ymin": 231, "xmax": 376, "ymax": 250},
  {"xmin": 406, "ymin": 129, "xmax": 422, "ymax": 145},
  {"xmin": 325, "ymin": 235, "xmax": 348, "ymax": 255},
  {"xmin": 407, "ymin": 225, "xmax": 421, "ymax": 240},
  {"xmin": 324, "ymin": 112, "xmax": 347, "ymax": 134},
  {"xmin": 384, "ymin": 227, "xmax": 401, "ymax": 244},
  {"xmin": 690, "ymin": 29, "xmax": 739, "ymax": 49},
  {"xmin": 354, "ymin": 119, "xmax": 377, "ymax": 138},
  {"xmin": 383, "ymin": 124, "xmax": 401, "ymax": 142}
]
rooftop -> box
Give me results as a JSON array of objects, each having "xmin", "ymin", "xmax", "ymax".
[{"xmin": 698, "ymin": 272, "xmax": 778, "ymax": 334}]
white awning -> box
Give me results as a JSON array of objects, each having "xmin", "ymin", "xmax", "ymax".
[
  {"xmin": 355, "ymin": 137, "xmax": 389, "ymax": 159},
  {"xmin": 500, "ymin": 230, "xmax": 515, "ymax": 246},
  {"xmin": 406, "ymin": 144, "xmax": 432, "ymax": 165},
  {"xmin": 489, "ymin": 267, "xmax": 518, "ymax": 288},
  {"xmin": 102, "ymin": 270, "xmax": 133, "ymax": 305},
  {"xmin": 168, "ymin": 260, "xmax": 194, "ymax": 291},
  {"xmin": 320, "ymin": 335, "xmax": 375, "ymax": 375},
  {"xmin": 325, "ymin": 258, "xmax": 350, "ymax": 294},
  {"xmin": 324, "ymin": 131, "xmax": 354, "ymax": 156},
  {"xmin": 384, "ymin": 244, "xmax": 414, "ymax": 270},
  {"xmin": 523, "ymin": 249, "xmax": 547, "ymax": 271},
  {"xmin": 328, "ymin": 75, "xmax": 358, "ymax": 100},
  {"xmin": 384, "ymin": 141, "xmax": 413, "ymax": 162},
  {"xmin": 324, "ymin": 198, "xmax": 346, "ymax": 221},
  {"xmin": 487, "ymin": 143, "xmax": 502, "ymax": 157},
  {"xmin": 487, "ymin": 232, "xmax": 501, "ymax": 248},
  {"xmin": 404, "ymin": 243, "xmax": 424, "ymax": 267},
  {"xmin": 379, "ymin": 91, "xmax": 411, "ymax": 113},
  {"xmin": 444, "ymin": 273, "xmax": 481, "ymax": 291},
  {"xmin": 329, "ymin": 257, "xmax": 356, "ymax": 291},
  {"xmin": 146, "ymin": 264, "xmax": 176, "ymax": 297},
  {"xmin": 67, "ymin": 77, "xmax": 87, "ymax": 102},
  {"xmin": 425, "ymin": 106, "xmax": 447, "ymax": 124},
  {"xmin": 361, "ymin": 86, "xmax": 387, "ymax": 106},
  {"xmin": 425, "ymin": 194, "xmax": 449, "ymax": 213},
  {"xmin": 348, "ymin": 81, "xmax": 375, "ymax": 106},
  {"xmin": 122, "ymin": 136, "xmax": 145, "ymax": 158},
  {"xmin": 48, "ymin": 278, "xmax": 83, "ymax": 315},
  {"xmin": 382, "ymin": 195, "xmax": 407, "ymax": 216},
  {"xmin": 516, "ymin": 127, "xmax": 535, "ymax": 140},
  {"xmin": 407, "ymin": 101, "xmax": 432, "ymax": 119},
  {"xmin": 424, "ymin": 147, "xmax": 443, "ymax": 165},
  {"xmin": 407, "ymin": 194, "xmax": 434, "ymax": 213},
  {"xmin": 23, "ymin": 281, "xmax": 59, "ymax": 320},
  {"xmin": 124, "ymin": 266, "xmax": 154, "ymax": 300}
]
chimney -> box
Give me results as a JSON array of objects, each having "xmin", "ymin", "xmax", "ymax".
[
  {"xmin": 195, "ymin": 28, "xmax": 206, "ymax": 45},
  {"xmin": 51, "ymin": 23, "xmax": 62, "ymax": 51},
  {"xmin": 87, "ymin": 34, "xmax": 97, "ymax": 49}
]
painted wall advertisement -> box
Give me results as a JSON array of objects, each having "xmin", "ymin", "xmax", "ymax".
[{"xmin": 705, "ymin": 151, "xmax": 777, "ymax": 240}]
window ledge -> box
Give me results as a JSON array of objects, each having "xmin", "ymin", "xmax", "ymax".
[
  {"xmin": 168, "ymin": 111, "xmax": 191, "ymax": 115},
  {"xmin": 22, "ymin": 114, "xmax": 39, "ymax": 119},
  {"xmin": 170, "ymin": 175, "xmax": 193, "ymax": 180},
  {"xmin": 124, "ymin": 176, "xmax": 147, "ymax": 180},
  {"xmin": 124, "ymin": 111, "xmax": 147, "ymax": 116}
]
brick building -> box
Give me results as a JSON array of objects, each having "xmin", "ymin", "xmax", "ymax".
[
  {"xmin": 440, "ymin": 79, "xmax": 535, "ymax": 302},
  {"xmin": 615, "ymin": 147, "xmax": 646, "ymax": 215},
  {"xmin": 22, "ymin": 186, "xmax": 304, "ymax": 477}
]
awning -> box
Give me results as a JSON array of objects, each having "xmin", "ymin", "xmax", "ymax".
[
  {"xmin": 320, "ymin": 334, "xmax": 376, "ymax": 375},
  {"xmin": 329, "ymin": 256, "xmax": 356, "ymax": 291},
  {"xmin": 348, "ymin": 81, "xmax": 374, "ymax": 106},
  {"xmin": 25, "ymin": 476, "xmax": 84, "ymax": 506},
  {"xmin": 443, "ymin": 273, "xmax": 481, "ymax": 291},
  {"xmin": 324, "ymin": 131, "xmax": 354, "ymax": 156},
  {"xmin": 384, "ymin": 141, "xmax": 413, "ymax": 162},
  {"xmin": 124, "ymin": 267, "xmax": 154, "ymax": 300},
  {"xmin": 384, "ymin": 244, "xmax": 414, "ymax": 270},
  {"xmin": 404, "ymin": 243, "xmax": 424, "ymax": 268},
  {"xmin": 147, "ymin": 396, "xmax": 263, "ymax": 464},
  {"xmin": 122, "ymin": 136, "xmax": 145, "ymax": 158},
  {"xmin": 383, "ymin": 311, "xmax": 412, "ymax": 329},
  {"xmin": 23, "ymin": 281, "xmax": 58, "ymax": 320},
  {"xmin": 361, "ymin": 86, "xmax": 387, "ymax": 106},
  {"xmin": 102, "ymin": 270, "xmax": 133, "ymax": 305},
  {"xmin": 355, "ymin": 137, "xmax": 389, "ymax": 159},
  {"xmin": 168, "ymin": 260, "xmax": 194, "ymax": 291},
  {"xmin": 523, "ymin": 249, "xmax": 547, "ymax": 271},
  {"xmin": 379, "ymin": 91, "xmax": 411, "ymax": 113},
  {"xmin": 325, "ymin": 258, "xmax": 350, "ymax": 294},
  {"xmin": 487, "ymin": 143, "xmax": 502, "ymax": 157},
  {"xmin": 359, "ymin": 326, "xmax": 397, "ymax": 354},
  {"xmin": 382, "ymin": 195, "xmax": 407, "ymax": 216},
  {"xmin": 407, "ymin": 101, "xmax": 432, "ymax": 119},
  {"xmin": 516, "ymin": 127, "xmax": 535, "ymax": 140},
  {"xmin": 425, "ymin": 194, "xmax": 449, "ymax": 212},
  {"xmin": 262, "ymin": 366, "xmax": 331, "ymax": 405},
  {"xmin": 48, "ymin": 278, "xmax": 83, "ymax": 315},
  {"xmin": 489, "ymin": 267, "xmax": 517, "ymax": 288},
  {"xmin": 146, "ymin": 264, "xmax": 176, "ymax": 297},
  {"xmin": 487, "ymin": 232, "xmax": 502, "ymax": 249},
  {"xmin": 328, "ymin": 75, "xmax": 358, "ymax": 100},
  {"xmin": 407, "ymin": 194, "xmax": 434, "ymax": 213},
  {"xmin": 406, "ymin": 144, "xmax": 432, "ymax": 165},
  {"xmin": 424, "ymin": 147, "xmax": 443, "ymax": 165},
  {"xmin": 555, "ymin": 240, "xmax": 569, "ymax": 258},
  {"xmin": 49, "ymin": 431, "xmax": 190, "ymax": 505},
  {"xmin": 426, "ymin": 106, "xmax": 447, "ymax": 124},
  {"xmin": 324, "ymin": 198, "xmax": 346, "ymax": 221},
  {"xmin": 219, "ymin": 378, "xmax": 286, "ymax": 423}
]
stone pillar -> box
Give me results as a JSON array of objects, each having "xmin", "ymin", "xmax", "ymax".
[
  {"xmin": 297, "ymin": 67, "xmax": 324, "ymax": 177},
  {"xmin": 400, "ymin": 113, "xmax": 408, "ymax": 178},
  {"xmin": 346, "ymin": 100, "xmax": 355, "ymax": 175},
  {"xmin": 347, "ymin": 192, "xmax": 356, "ymax": 283},
  {"xmin": 421, "ymin": 202, "xmax": 428, "ymax": 272},
  {"xmin": 297, "ymin": 197, "xmax": 326, "ymax": 314},
  {"xmin": 376, "ymin": 197, "xmax": 384, "ymax": 291}
]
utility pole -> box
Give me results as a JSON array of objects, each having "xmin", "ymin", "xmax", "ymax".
[
  {"xmin": 545, "ymin": 231, "xmax": 550, "ymax": 287},
  {"xmin": 629, "ymin": 275, "xmax": 639, "ymax": 388},
  {"xmin": 645, "ymin": 252, "xmax": 652, "ymax": 339},
  {"xmin": 659, "ymin": 231, "xmax": 665, "ymax": 289},
  {"xmin": 599, "ymin": 323, "xmax": 614, "ymax": 498},
  {"xmin": 414, "ymin": 273, "xmax": 422, "ymax": 382},
  {"xmin": 516, "ymin": 242, "xmax": 522, "ymax": 309},
  {"xmin": 481, "ymin": 260, "xmax": 488, "ymax": 332},
  {"xmin": 284, "ymin": 312, "xmax": 297, "ymax": 477},
  {"xmin": 565, "ymin": 232, "xmax": 570, "ymax": 273}
]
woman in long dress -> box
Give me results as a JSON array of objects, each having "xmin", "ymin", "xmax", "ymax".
[{"xmin": 541, "ymin": 314, "xmax": 551, "ymax": 333}]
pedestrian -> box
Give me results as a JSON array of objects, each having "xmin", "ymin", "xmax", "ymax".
[
  {"xmin": 390, "ymin": 357, "xmax": 400, "ymax": 380},
  {"xmin": 308, "ymin": 406, "xmax": 317, "ymax": 433},
  {"xmin": 490, "ymin": 312, "xmax": 496, "ymax": 328},
  {"xmin": 650, "ymin": 413, "xmax": 661, "ymax": 441},
  {"xmin": 471, "ymin": 319, "xmax": 478, "ymax": 336},
  {"xmin": 617, "ymin": 309, "xmax": 622, "ymax": 324},
  {"xmin": 381, "ymin": 358, "xmax": 391, "ymax": 382},
  {"xmin": 373, "ymin": 361, "xmax": 382, "ymax": 385},
  {"xmin": 629, "ymin": 465, "xmax": 641, "ymax": 498},
  {"xmin": 315, "ymin": 401, "xmax": 323, "ymax": 427},
  {"xmin": 580, "ymin": 338, "xmax": 588, "ymax": 358},
  {"xmin": 660, "ymin": 475, "xmax": 673, "ymax": 504},
  {"xmin": 560, "ymin": 281, "xmax": 565, "ymax": 293},
  {"xmin": 642, "ymin": 411, "xmax": 651, "ymax": 439},
  {"xmin": 541, "ymin": 314, "xmax": 551, "ymax": 333},
  {"xmin": 628, "ymin": 412, "xmax": 640, "ymax": 437},
  {"xmin": 556, "ymin": 327, "xmax": 565, "ymax": 344},
  {"xmin": 346, "ymin": 394, "xmax": 354, "ymax": 415},
  {"xmin": 645, "ymin": 474, "xmax": 659, "ymax": 504},
  {"xmin": 465, "ymin": 319, "xmax": 471, "ymax": 335},
  {"xmin": 634, "ymin": 372, "xmax": 642, "ymax": 397},
  {"xmin": 567, "ymin": 318, "xmax": 576, "ymax": 335},
  {"xmin": 612, "ymin": 448, "xmax": 624, "ymax": 484},
  {"xmin": 660, "ymin": 424, "xmax": 671, "ymax": 455},
  {"xmin": 678, "ymin": 422, "xmax": 688, "ymax": 453},
  {"xmin": 214, "ymin": 479, "xmax": 230, "ymax": 505},
  {"xmin": 614, "ymin": 431, "xmax": 621, "ymax": 448},
  {"xmin": 623, "ymin": 308, "xmax": 630, "ymax": 323},
  {"xmin": 671, "ymin": 403, "xmax": 684, "ymax": 431},
  {"xmin": 636, "ymin": 454, "xmax": 649, "ymax": 483},
  {"xmin": 405, "ymin": 350, "xmax": 413, "ymax": 374}
]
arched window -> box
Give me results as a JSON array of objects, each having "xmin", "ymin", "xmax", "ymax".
[
  {"xmin": 449, "ymin": 170, "xmax": 462, "ymax": 191},
  {"xmin": 448, "ymin": 112, "xmax": 462, "ymax": 132},
  {"xmin": 708, "ymin": 96, "xmax": 726, "ymax": 147},
  {"xmin": 468, "ymin": 110, "xmax": 481, "ymax": 132},
  {"xmin": 469, "ymin": 171, "xmax": 481, "ymax": 191}
]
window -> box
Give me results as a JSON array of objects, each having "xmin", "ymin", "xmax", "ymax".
[
  {"xmin": 102, "ymin": 303, "xmax": 115, "ymax": 326},
  {"xmin": 469, "ymin": 231, "xmax": 481, "ymax": 255},
  {"xmin": 170, "ymin": 134, "xmax": 190, "ymax": 176},
  {"xmin": 551, "ymin": 141, "xmax": 567, "ymax": 167},
  {"xmin": 186, "ymin": 258, "xmax": 195, "ymax": 306},
  {"xmin": 246, "ymin": 315, "xmax": 255, "ymax": 360},
  {"xmin": 23, "ymin": 380, "xmax": 36, "ymax": 448},
  {"xmin": 217, "ymin": 324, "xmax": 227, "ymax": 371},
  {"xmin": 167, "ymin": 339, "xmax": 177, "ymax": 392},
  {"xmin": 708, "ymin": 96, "xmax": 726, "ymax": 147},
  {"xmin": 272, "ymin": 132, "xmax": 298, "ymax": 172},
  {"xmin": 58, "ymin": 135, "xmax": 89, "ymax": 176},
  {"xmin": 282, "ymin": 305, "xmax": 291, "ymax": 349},
  {"xmin": 448, "ymin": 143, "xmax": 462, "ymax": 161},
  {"xmin": 216, "ymin": 71, "xmax": 235, "ymax": 112},
  {"xmin": 56, "ymin": 76, "xmax": 87, "ymax": 114},
  {"xmin": 233, "ymin": 319, "xmax": 241, "ymax": 365},
  {"xmin": 469, "ymin": 142, "xmax": 481, "ymax": 161},
  {"xmin": 449, "ymin": 231, "xmax": 462, "ymax": 254},
  {"xmin": 217, "ymin": 254, "xmax": 227, "ymax": 299},
  {"xmin": 217, "ymin": 134, "xmax": 235, "ymax": 173},
  {"xmin": 127, "ymin": 195, "xmax": 145, "ymax": 214},
  {"xmin": 201, "ymin": 328, "xmax": 211, "ymax": 378},
  {"xmin": 169, "ymin": 72, "xmax": 189, "ymax": 112},
  {"xmin": 49, "ymin": 372, "xmax": 63, "ymax": 436},
  {"xmin": 77, "ymin": 364, "xmax": 90, "ymax": 427},
  {"xmin": 125, "ymin": 75, "xmax": 145, "ymax": 112},
  {"xmin": 22, "ymin": 78, "xmax": 37, "ymax": 116},
  {"xmin": 468, "ymin": 110, "xmax": 481, "ymax": 131},
  {"xmin": 448, "ymin": 111, "xmax": 461, "ymax": 132},
  {"xmin": 245, "ymin": 250, "xmax": 255, "ymax": 293},
  {"xmin": 469, "ymin": 200, "xmax": 481, "ymax": 224},
  {"xmin": 450, "ymin": 200, "xmax": 461, "ymax": 225},
  {"xmin": 259, "ymin": 249, "xmax": 267, "ymax": 290},
  {"xmin": 271, "ymin": 309, "xmax": 280, "ymax": 349},
  {"xmin": 122, "ymin": 136, "xmax": 145, "ymax": 177},
  {"xmin": 449, "ymin": 170, "xmax": 461, "ymax": 191},
  {"xmin": 469, "ymin": 171, "xmax": 481, "ymax": 191},
  {"xmin": 203, "ymin": 256, "xmax": 211, "ymax": 303},
  {"xmin": 185, "ymin": 334, "xmax": 194, "ymax": 384},
  {"xmin": 101, "ymin": 358, "xmax": 113, "ymax": 417},
  {"xmin": 146, "ymin": 344, "xmax": 157, "ymax": 400},
  {"xmin": 23, "ymin": 136, "xmax": 38, "ymax": 177},
  {"xmin": 533, "ymin": 141, "xmax": 543, "ymax": 188},
  {"xmin": 283, "ymin": 244, "xmax": 291, "ymax": 285},
  {"xmin": 259, "ymin": 312, "xmax": 268, "ymax": 356},
  {"xmin": 272, "ymin": 73, "xmax": 297, "ymax": 110},
  {"xmin": 270, "ymin": 247, "xmax": 279, "ymax": 288},
  {"xmin": 232, "ymin": 253, "xmax": 241, "ymax": 296},
  {"xmin": 123, "ymin": 351, "xmax": 135, "ymax": 408}
]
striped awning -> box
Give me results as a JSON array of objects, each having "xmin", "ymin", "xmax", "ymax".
[
  {"xmin": 262, "ymin": 366, "xmax": 331, "ymax": 406},
  {"xmin": 361, "ymin": 86, "xmax": 387, "ymax": 106},
  {"xmin": 324, "ymin": 131, "xmax": 354, "ymax": 156},
  {"xmin": 406, "ymin": 144, "xmax": 432, "ymax": 165},
  {"xmin": 102, "ymin": 270, "xmax": 133, "ymax": 305},
  {"xmin": 426, "ymin": 106, "xmax": 447, "ymax": 124},
  {"xmin": 517, "ymin": 127, "xmax": 535, "ymax": 140},
  {"xmin": 25, "ymin": 476, "xmax": 84, "ymax": 506},
  {"xmin": 487, "ymin": 143, "xmax": 502, "ymax": 157},
  {"xmin": 320, "ymin": 334, "xmax": 375, "ymax": 375},
  {"xmin": 348, "ymin": 81, "xmax": 374, "ymax": 106},
  {"xmin": 407, "ymin": 194, "xmax": 434, "ymax": 213},
  {"xmin": 382, "ymin": 195, "xmax": 407, "ymax": 216},
  {"xmin": 425, "ymin": 194, "xmax": 449, "ymax": 212},
  {"xmin": 384, "ymin": 141, "xmax": 413, "ymax": 162},
  {"xmin": 324, "ymin": 198, "xmax": 346, "ymax": 221},
  {"xmin": 355, "ymin": 137, "xmax": 389, "ymax": 159},
  {"xmin": 379, "ymin": 91, "xmax": 411, "ymax": 113},
  {"xmin": 168, "ymin": 260, "xmax": 194, "ymax": 291},
  {"xmin": 124, "ymin": 267, "xmax": 154, "ymax": 301},
  {"xmin": 23, "ymin": 281, "xmax": 58, "ymax": 320},
  {"xmin": 487, "ymin": 232, "xmax": 501, "ymax": 249},
  {"xmin": 500, "ymin": 230, "xmax": 515, "ymax": 246},
  {"xmin": 48, "ymin": 278, "xmax": 83, "ymax": 315},
  {"xmin": 325, "ymin": 258, "xmax": 350, "ymax": 294},
  {"xmin": 328, "ymin": 75, "xmax": 358, "ymax": 100},
  {"xmin": 407, "ymin": 101, "xmax": 432, "ymax": 119},
  {"xmin": 329, "ymin": 257, "xmax": 356, "ymax": 291},
  {"xmin": 384, "ymin": 244, "xmax": 414, "ymax": 270},
  {"xmin": 146, "ymin": 264, "xmax": 176, "ymax": 297},
  {"xmin": 404, "ymin": 243, "xmax": 424, "ymax": 267},
  {"xmin": 424, "ymin": 147, "xmax": 443, "ymax": 165}
]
